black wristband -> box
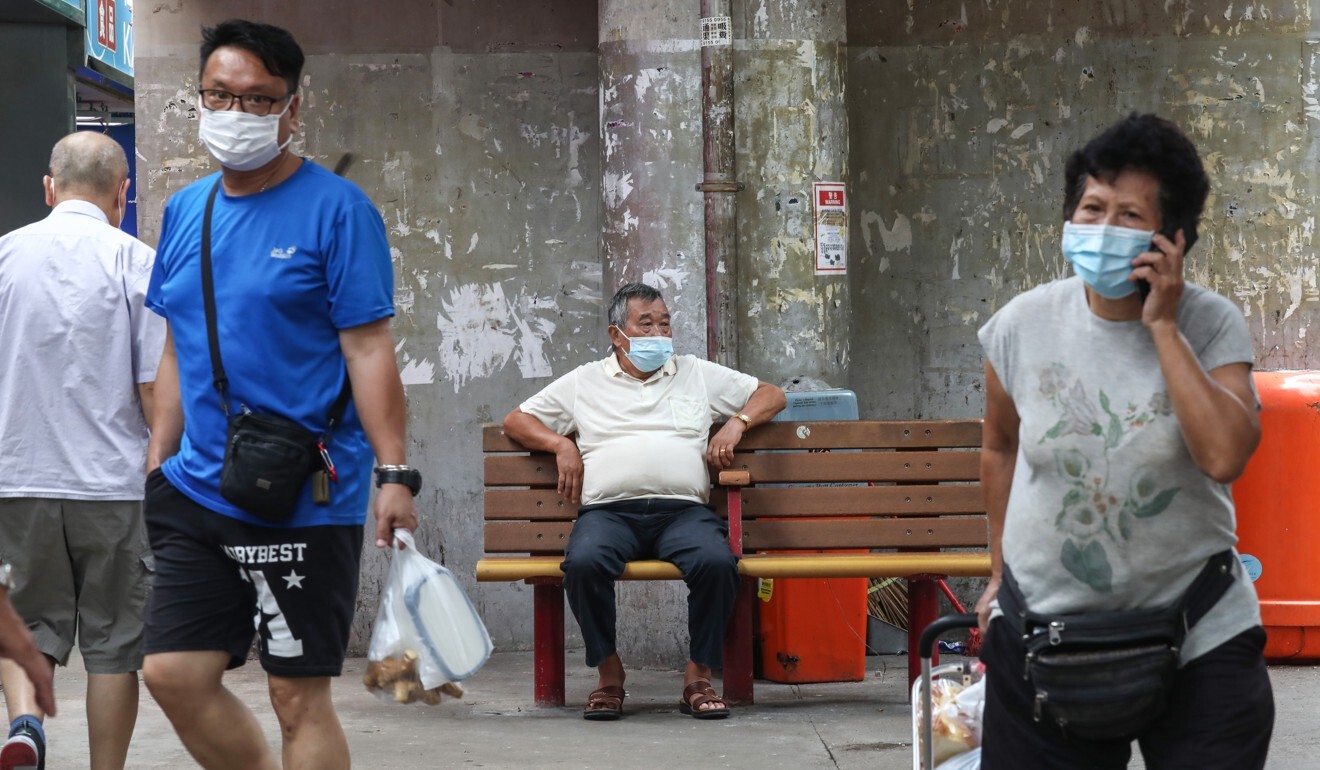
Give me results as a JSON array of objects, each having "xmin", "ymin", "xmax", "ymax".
[{"xmin": 374, "ymin": 465, "xmax": 422, "ymax": 496}]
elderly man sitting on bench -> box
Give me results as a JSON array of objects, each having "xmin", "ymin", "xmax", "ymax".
[{"xmin": 503, "ymin": 282, "xmax": 785, "ymax": 721}]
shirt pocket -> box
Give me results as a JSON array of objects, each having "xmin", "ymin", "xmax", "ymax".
[{"xmin": 669, "ymin": 396, "xmax": 710, "ymax": 436}]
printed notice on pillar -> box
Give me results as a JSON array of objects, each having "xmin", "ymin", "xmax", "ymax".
[
  {"xmin": 814, "ymin": 183, "xmax": 847, "ymax": 275},
  {"xmin": 700, "ymin": 16, "xmax": 732, "ymax": 46}
]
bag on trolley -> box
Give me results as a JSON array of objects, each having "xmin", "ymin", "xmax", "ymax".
[{"xmin": 912, "ymin": 613, "xmax": 985, "ymax": 770}]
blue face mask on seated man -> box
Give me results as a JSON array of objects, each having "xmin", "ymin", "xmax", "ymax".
[
  {"xmin": 1061, "ymin": 222, "xmax": 1155, "ymax": 299},
  {"xmin": 616, "ymin": 328, "xmax": 674, "ymax": 372}
]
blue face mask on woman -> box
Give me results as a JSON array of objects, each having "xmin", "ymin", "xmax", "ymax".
[
  {"xmin": 615, "ymin": 327, "xmax": 674, "ymax": 372},
  {"xmin": 1061, "ymin": 222, "xmax": 1154, "ymax": 299}
]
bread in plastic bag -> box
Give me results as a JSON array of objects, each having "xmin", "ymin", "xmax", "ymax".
[
  {"xmin": 918, "ymin": 675, "xmax": 986, "ymax": 768},
  {"xmin": 364, "ymin": 529, "xmax": 492, "ymax": 705}
]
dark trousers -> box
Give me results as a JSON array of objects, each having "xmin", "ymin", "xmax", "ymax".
[
  {"xmin": 980, "ymin": 618, "xmax": 1275, "ymax": 769},
  {"xmin": 560, "ymin": 499, "xmax": 739, "ymax": 669}
]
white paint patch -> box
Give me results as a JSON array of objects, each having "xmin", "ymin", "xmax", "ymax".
[
  {"xmin": 860, "ymin": 211, "xmax": 914, "ymax": 253},
  {"xmin": 986, "ymin": 118, "xmax": 1009, "ymax": 134},
  {"xmin": 635, "ymin": 68, "xmax": 655, "ymax": 102},
  {"xmin": 434, "ymin": 283, "xmax": 560, "ymax": 391},
  {"xmin": 467, "ymin": 233, "xmax": 480, "ymax": 255},
  {"xmin": 603, "ymin": 171, "xmax": 635, "ymax": 209},
  {"xmin": 752, "ymin": 1, "xmax": 770, "ymax": 37},
  {"xmin": 483, "ymin": 264, "xmax": 518, "ymax": 270},
  {"xmin": 399, "ymin": 358, "xmax": 436, "ymax": 386},
  {"xmin": 424, "ymin": 229, "xmax": 442, "ymax": 245},
  {"xmin": 1010, "ymin": 123, "xmax": 1035, "ymax": 140},
  {"xmin": 642, "ymin": 266, "xmax": 691, "ymax": 293},
  {"xmin": 1074, "ymin": 27, "xmax": 1091, "ymax": 46}
]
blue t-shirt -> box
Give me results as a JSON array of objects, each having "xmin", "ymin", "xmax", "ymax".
[{"xmin": 146, "ymin": 161, "xmax": 394, "ymax": 528}]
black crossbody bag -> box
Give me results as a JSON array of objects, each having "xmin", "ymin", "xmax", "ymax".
[
  {"xmin": 200, "ymin": 180, "xmax": 350, "ymax": 522},
  {"xmin": 998, "ymin": 549, "xmax": 1236, "ymax": 742}
]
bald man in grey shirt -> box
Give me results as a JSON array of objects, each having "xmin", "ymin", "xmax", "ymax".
[{"xmin": 0, "ymin": 131, "xmax": 164, "ymax": 770}]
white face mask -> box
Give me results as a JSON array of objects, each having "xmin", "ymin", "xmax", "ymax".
[{"xmin": 198, "ymin": 98, "xmax": 294, "ymax": 171}]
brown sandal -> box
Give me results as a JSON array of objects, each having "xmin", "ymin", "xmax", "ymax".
[
  {"xmin": 678, "ymin": 679, "xmax": 730, "ymax": 720},
  {"xmin": 583, "ymin": 685, "xmax": 625, "ymax": 721}
]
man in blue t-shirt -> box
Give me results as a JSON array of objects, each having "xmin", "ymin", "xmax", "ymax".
[{"xmin": 141, "ymin": 19, "xmax": 419, "ymax": 769}]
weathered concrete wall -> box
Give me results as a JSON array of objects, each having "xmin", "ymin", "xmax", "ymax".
[
  {"xmin": 599, "ymin": 1, "xmax": 707, "ymax": 355},
  {"xmin": 847, "ymin": 0, "xmax": 1320, "ymax": 420},
  {"xmin": 734, "ymin": 0, "xmax": 850, "ymax": 386},
  {"xmin": 135, "ymin": 0, "xmax": 601, "ymax": 656}
]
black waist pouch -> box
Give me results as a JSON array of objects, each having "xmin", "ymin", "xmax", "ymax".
[
  {"xmin": 220, "ymin": 410, "xmax": 318, "ymax": 523},
  {"xmin": 1000, "ymin": 551, "xmax": 1234, "ymax": 742},
  {"xmin": 1021, "ymin": 611, "xmax": 1180, "ymax": 741}
]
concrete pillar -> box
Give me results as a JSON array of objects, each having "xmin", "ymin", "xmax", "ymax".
[
  {"xmin": 599, "ymin": 1, "xmax": 706, "ymax": 352},
  {"xmin": 0, "ymin": 24, "xmax": 76, "ymax": 235},
  {"xmin": 598, "ymin": 1, "xmax": 707, "ymax": 667},
  {"xmin": 734, "ymin": 1, "xmax": 849, "ymax": 387}
]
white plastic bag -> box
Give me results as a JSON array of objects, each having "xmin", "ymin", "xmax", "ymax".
[
  {"xmin": 917, "ymin": 674, "xmax": 986, "ymax": 769},
  {"xmin": 364, "ymin": 529, "xmax": 492, "ymax": 705}
]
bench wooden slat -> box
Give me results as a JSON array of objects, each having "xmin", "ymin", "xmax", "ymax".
[
  {"xmin": 485, "ymin": 489, "xmax": 728, "ymax": 521},
  {"xmin": 734, "ymin": 419, "xmax": 982, "ymax": 450},
  {"xmin": 741, "ymin": 484, "xmax": 983, "ymax": 517},
  {"xmin": 742, "ymin": 517, "xmax": 987, "ymax": 550},
  {"xmin": 482, "ymin": 420, "xmax": 983, "ymax": 453},
  {"xmin": 731, "ymin": 450, "xmax": 979, "ymax": 484},
  {"xmin": 485, "ymin": 521, "xmax": 574, "ymax": 552},
  {"xmin": 485, "ymin": 455, "xmax": 560, "ymax": 486},
  {"xmin": 485, "ymin": 489, "xmax": 577, "ymax": 520}
]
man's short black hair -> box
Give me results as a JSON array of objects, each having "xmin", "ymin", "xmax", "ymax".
[
  {"xmin": 200, "ymin": 19, "xmax": 304, "ymax": 94},
  {"xmin": 608, "ymin": 283, "xmax": 664, "ymax": 328},
  {"xmin": 1062, "ymin": 113, "xmax": 1210, "ymax": 252}
]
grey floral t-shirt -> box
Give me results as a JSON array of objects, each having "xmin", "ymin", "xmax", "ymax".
[{"xmin": 979, "ymin": 276, "xmax": 1261, "ymax": 662}]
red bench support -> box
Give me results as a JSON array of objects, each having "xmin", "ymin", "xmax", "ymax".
[{"xmin": 531, "ymin": 578, "xmax": 565, "ymax": 707}]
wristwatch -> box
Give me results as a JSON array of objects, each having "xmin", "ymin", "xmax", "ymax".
[
  {"xmin": 374, "ymin": 465, "xmax": 423, "ymax": 496},
  {"xmin": 0, "ymin": 561, "xmax": 14, "ymax": 592},
  {"xmin": 734, "ymin": 412, "xmax": 753, "ymax": 428}
]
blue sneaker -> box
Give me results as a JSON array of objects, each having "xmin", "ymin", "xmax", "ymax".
[{"xmin": 0, "ymin": 721, "xmax": 43, "ymax": 770}]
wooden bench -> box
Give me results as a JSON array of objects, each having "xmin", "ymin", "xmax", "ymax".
[{"xmin": 476, "ymin": 419, "xmax": 991, "ymax": 707}]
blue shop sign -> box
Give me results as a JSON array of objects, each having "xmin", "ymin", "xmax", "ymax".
[{"xmin": 85, "ymin": 0, "xmax": 133, "ymax": 83}]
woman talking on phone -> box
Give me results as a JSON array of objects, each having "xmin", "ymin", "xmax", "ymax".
[{"xmin": 974, "ymin": 113, "xmax": 1273, "ymax": 769}]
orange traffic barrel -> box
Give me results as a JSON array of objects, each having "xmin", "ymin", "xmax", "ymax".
[{"xmin": 1232, "ymin": 370, "xmax": 1320, "ymax": 660}]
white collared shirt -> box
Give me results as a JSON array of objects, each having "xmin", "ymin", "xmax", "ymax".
[
  {"xmin": 0, "ymin": 200, "xmax": 166, "ymax": 499},
  {"xmin": 519, "ymin": 353, "xmax": 759, "ymax": 506}
]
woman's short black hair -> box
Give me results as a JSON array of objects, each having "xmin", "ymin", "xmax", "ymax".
[
  {"xmin": 1062, "ymin": 113, "xmax": 1210, "ymax": 252},
  {"xmin": 200, "ymin": 19, "xmax": 304, "ymax": 94}
]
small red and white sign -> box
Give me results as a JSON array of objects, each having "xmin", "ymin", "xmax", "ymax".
[
  {"xmin": 813, "ymin": 182, "xmax": 847, "ymax": 275},
  {"xmin": 98, "ymin": 0, "xmax": 117, "ymax": 52}
]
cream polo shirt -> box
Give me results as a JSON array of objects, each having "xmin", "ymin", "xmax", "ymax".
[
  {"xmin": 0, "ymin": 200, "xmax": 165, "ymax": 500},
  {"xmin": 519, "ymin": 353, "xmax": 759, "ymax": 506}
]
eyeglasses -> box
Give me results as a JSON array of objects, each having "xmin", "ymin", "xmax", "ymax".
[{"xmin": 198, "ymin": 89, "xmax": 293, "ymax": 116}]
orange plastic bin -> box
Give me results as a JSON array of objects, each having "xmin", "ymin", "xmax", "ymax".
[
  {"xmin": 1232, "ymin": 370, "xmax": 1320, "ymax": 660},
  {"xmin": 757, "ymin": 568, "xmax": 867, "ymax": 683}
]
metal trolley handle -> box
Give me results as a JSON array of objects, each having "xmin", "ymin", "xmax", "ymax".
[{"xmin": 917, "ymin": 613, "xmax": 979, "ymax": 770}]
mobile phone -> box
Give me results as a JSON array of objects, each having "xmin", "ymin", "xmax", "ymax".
[{"xmin": 1136, "ymin": 226, "xmax": 1178, "ymax": 304}]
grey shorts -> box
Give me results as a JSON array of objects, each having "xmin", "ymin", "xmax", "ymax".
[{"xmin": 0, "ymin": 498, "xmax": 153, "ymax": 673}]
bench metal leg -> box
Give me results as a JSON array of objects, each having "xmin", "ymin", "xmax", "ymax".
[
  {"xmin": 722, "ymin": 575, "xmax": 757, "ymax": 706},
  {"xmin": 532, "ymin": 580, "xmax": 565, "ymax": 707},
  {"xmin": 906, "ymin": 576, "xmax": 941, "ymax": 692}
]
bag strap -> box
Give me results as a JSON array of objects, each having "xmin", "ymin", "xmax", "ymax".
[
  {"xmin": 999, "ymin": 550, "xmax": 1237, "ymax": 642},
  {"xmin": 199, "ymin": 178, "xmax": 351, "ymax": 435},
  {"xmin": 200, "ymin": 180, "xmax": 230, "ymax": 416}
]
